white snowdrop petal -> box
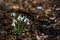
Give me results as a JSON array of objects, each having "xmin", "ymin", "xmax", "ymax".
[
  {"xmin": 27, "ymin": 22, "xmax": 30, "ymax": 25},
  {"xmin": 27, "ymin": 19, "xmax": 29, "ymax": 22},
  {"xmin": 22, "ymin": 16, "xmax": 25, "ymax": 19},
  {"xmin": 17, "ymin": 15, "xmax": 25, "ymax": 21},
  {"xmin": 17, "ymin": 15, "xmax": 22, "ymax": 21},
  {"xmin": 24, "ymin": 18, "xmax": 29, "ymax": 22},
  {"xmin": 26, "ymin": 19, "xmax": 29, "ymax": 22},
  {"xmin": 11, "ymin": 12, "xmax": 16, "ymax": 16},
  {"xmin": 24, "ymin": 19, "xmax": 26, "ymax": 22},
  {"xmin": 20, "ymin": 17, "xmax": 23, "ymax": 21},
  {"xmin": 11, "ymin": 23, "xmax": 15, "ymax": 27}
]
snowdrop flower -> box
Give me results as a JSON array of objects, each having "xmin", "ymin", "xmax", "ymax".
[
  {"xmin": 11, "ymin": 22, "xmax": 15, "ymax": 27},
  {"xmin": 13, "ymin": 19, "xmax": 17, "ymax": 23},
  {"xmin": 11, "ymin": 19, "xmax": 17, "ymax": 27},
  {"xmin": 24, "ymin": 18, "xmax": 29, "ymax": 22},
  {"xmin": 17, "ymin": 15, "xmax": 24, "ymax": 21},
  {"xmin": 11, "ymin": 12, "xmax": 16, "ymax": 17},
  {"xmin": 22, "ymin": 16, "xmax": 25, "ymax": 20},
  {"xmin": 27, "ymin": 22, "xmax": 30, "ymax": 25},
  {"xmin": 36, "ymin": 6, "xmax": 42, "ymax": 10},
  {"xmin": 17, "ymin": 15, "xmax": 21, "ymax": 20}
]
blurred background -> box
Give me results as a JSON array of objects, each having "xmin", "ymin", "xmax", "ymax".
[{"xmin": 0, "ymin": 0, "xmax": 60, "ymax": 40}]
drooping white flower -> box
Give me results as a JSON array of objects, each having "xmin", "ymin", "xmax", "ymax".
[
  {"xmin": 17, "ymin": 15, "xmax": 21, "ymax": 20},
  {"xmin": 24, "ymin": 18, "xmax": 29, "ymax": 22},
  {"xmin": 13, "ymin": 19, "xmax": 17, "ymax": 23},
  {"xmin": 11, "ymin": 12, "xmax": 16, "ymax": 16},
  {"xmin": 22, "ymin": 16, "xmax": 25, "ymax": 20},
  {"xmin": 27, "ymin": 22, "xmax": 30, "ymax": 25},
  {"xmin": 17, "ymin": 15, "xmax": 25, "ymax": 21},
  {"xmin": 11, "ymin": 19, "xmax": 17, "ymax": 27},
  {"xmin": 11, "ymin": 22, "xmax": 15, "ymax": 27}
]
